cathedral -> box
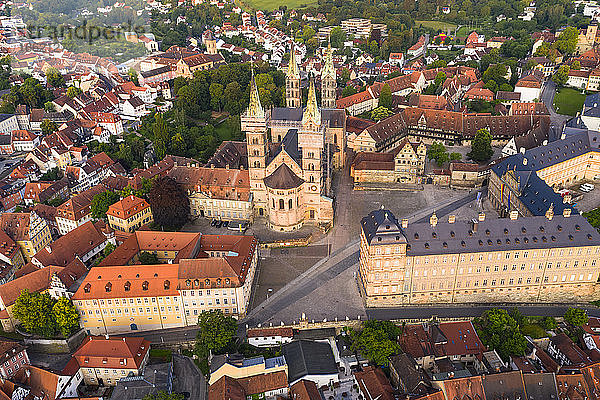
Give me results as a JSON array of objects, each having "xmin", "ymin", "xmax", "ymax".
[{"xmin": 241, "ymin": 43, "xmax": 346, "ymax": 232}]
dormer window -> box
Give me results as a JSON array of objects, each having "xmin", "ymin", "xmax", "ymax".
[
  {"xmin": 124, "ymin": 281, "xmax": 131, "ymax": 291},
  {"xmin": 164, "ymin": 280, "xmax": 170, "ymax": 290},
  {"xmin": 84, "ymin": 283, "xmax": 91, "ymax": 293},
  {"xmin": 142, "ymin": 281, "xmax": 149, "ymax": 291},
  {"xmin": 105, "ymin": 282, "xmax": 112, "ymax": 293},
  {"xmin": 205, "ymin": 279, "xmax": 210, "ymax": 285}
]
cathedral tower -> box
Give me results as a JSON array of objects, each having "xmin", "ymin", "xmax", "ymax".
[
  {"xmin": 286, "ymin": 42, "xmax": 301, "ymax": 109},
  {"xmin": 321, "ymin": 40, "xmax": 337, "ymax": 109},
  {"xmin": 242, "ymin": 68, "xmax": 268, "ymax": 216},
  {"xmin": 299, "ymin": 77, "xmax": 324, "ymax": 221}
]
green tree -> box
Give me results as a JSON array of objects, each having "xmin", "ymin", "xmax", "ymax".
[
  {"xmin": 44, "ymin": 101, "xmax": 56, "ymax": 112},
  {"xmin": 370, "ymin": 106, "xmax": 393, "ymax": 122},
  {"xmin": 40, "ymin": 167, "xmax": 62, "ymax": 181},
  {"xmin": 342, "ymin": 86, "xmax": 357, "ymax": 97},
  {"xmin": 572, "ymin": 60, "xmax": 581, "ymax": 70},
  {"xmin": 103, "ymin": 242, "xmax": 116, "ymax": 257},
  {"xmin": 301, "ymin": 25, "xmax": 316, "ymax": 43},
  {"xmin": 142, "ymin": 392, "xmax": 184, "ymax": 400},
  {"xmin": 330, "ymin": 26, "xmax": 346, "ymax": 48},
  {"xmin": 583, "ymin": 208, "xmax": 600, "ymax": 230},
  {"xmin": 139, "ymin": 251, "xmax": 160, "ymax": 264},
  {"xmin": 41, "ymin": 119, "xmax": 58, "ymax": 136},
  {"xmin": 153, "ymin": 113, "xmax": 170, "ymax": 160},
  {"xmin": 46, "ymin": 67, "xmax": 65, "ymax": 88},
  {"xmin": 552, "ymin": 64, "xmax": 570, "ymax": 87},
  {"xmin": 564, "ymin": 307, "xmax": 588, "ymax": 326},
  {"xmin": 52, "ymin": 297, "xmax": 80, "ymax": 337},
  {"xmin": 475, "ymin": 308, "xmax": 527, "ymax": 361},
  {"xmin": 555, "ymin": 26, "xmax": 578, "ymax": 55},
  {"xmin": 12, "ymin": 290, "xmax": 57, "ymax": 337},
  {"xmin": 90, "ymin": 191, "xmax": 120, "ymax": 220},
  {"xmin": 468, "ymin": 128, "xmax": 493, "ymax": 162},
  {"xmin": 66, "ymin": 86, "xmax": 82, "ymax": 99},
  {"xmin": 378, "ymin": 83, "xmax": 392, "ymax": 109},
  {"xmin": 427, "ymin": 142, "xmax": 450, "ymax": 166},
  {"xmin": 196, "ymin": 310, "xmax": 237, "ymax": 355},
  {"xmin": 349, "ymin": 320, "xmax": 401, "ymax": 366},
  {"xmin": 209, "ymin": 82, "xmax": 224, "ymax": 111},
  {"xmin": 541, "ymin": 316, "xmax": 558, "ymax": 331},
  {"xmin": 128, "ymin": 68, "xmax": 139, "ymax": 85},
  {"xmin": 450, "ymin": 152, "xmax": 462, "ymax": 161},
  {"xmin": 148, "ymin": 176, "xmax": 190, "ymax": 230}
]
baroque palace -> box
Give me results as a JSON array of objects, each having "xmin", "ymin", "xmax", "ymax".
[
  {"xmin": 241, "ymin": 43, "xmax": 346, "ymax": 231},
  {"xmin": 359, "ymin": 208, "xmax": 600, "ymax": 306}
]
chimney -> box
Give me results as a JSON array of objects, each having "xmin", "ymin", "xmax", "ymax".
[
  {"xmin": 211, "ymin": 164, "xmax": 215, "ymax": 169},
  {"xmin": 105, "ymin": 334, "xmax": 109, "ymax": 340},
  {"xmin": 543, "ymin": 140, "xmax": 548, "ymax": 145},
  {"xmin": 401, "ymin": 219, "xmax": 408, "ymax": 229},
  {"xmin": 478, "ymin": 212, "xmax": 485, "ymax": 222},
  {"xmin": 520, "ymin": 147, "xmax": 525, "ymax": 154},
  {"xmin": 226, "ymin": 164, "xmax": 230, "ymax": 170},
  {"xmin": 561, "ymin": 133, "xmax": 566, "ymax": 140},
  {"xmin": 429, "ymin": 212, "xmax": 438, "ymax": 227},
  {"xmin": 46, "ymin": 245, "xmax": 52, "ymax": 253},
  {"xmin": 509, "ymin": 210, "xmax": 519, "ymax": 220},
  {"xmin": 448, "ymin": 214, "xmax": 456, "ymax": 224},
  {"xmin": 545, "ymin": 203, "xmax": 554, "ymax": 221},
  {"xmin": 471, "ymin": 219, "xmax": 478, "ymax": 233},
  {"xmin": 563, "ymin": 208, "xmax": 572, "ymax": 218}
]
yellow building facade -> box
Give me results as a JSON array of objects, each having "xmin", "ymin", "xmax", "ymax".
[
  {"xmin": 106, "ymin": 195, "xmax": 153, "ymax": 234},
  {"xmin": 359, "ymin": 208, "xmax": 600, "ymax": 307}
]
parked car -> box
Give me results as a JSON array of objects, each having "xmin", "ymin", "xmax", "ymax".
[
  {"xmin": 222, "ymin": 220, "xmax": 229, "ymax": 227},
  {"xmin": 580, "ymin": 183, "xmax": 595, "ymax": 192},
  {"xmin": 215, "ymin": 220, "xmax": 223, "ymax": 228},
  {"xmin": 210, "ymin": 219, "xmax": 218, "ymax": 227}
]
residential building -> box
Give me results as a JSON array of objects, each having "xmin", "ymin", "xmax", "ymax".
[
  {"xmin": 0, "ymin": 365, "xmax": 82, "ymax": 400},
  {"xmin": 73, "ymin": 232, "xmax": 258, "ymax": 333},
  {"xmin": 65, "ymin": 336, "xmax": 150, "ymax": 386},
  {"xmin": 167, "ymin": 166, "xmax": 252, "ymax": 223},
  {"xmin": 282, "ymin": 340, "xmax": 338, "ymax": 387},
  {"xmin": 209, "ymin": 354, "xmax": 287, "ymax": 385},
  {"xmin": 354, "ymin": 366, "xmax": 395, "ymax": 400},
  {"xmin": 0, "ymin": 340, "xmax": 29, "ymax": 378},
  {"xmin": 515, "ymin": 74, "xmax": 543, "ymax": 102},
  {"xmin": 208, "ymin": 371, "xmax": 288, "ymax": 400},
  {"xmin": 31, "ymin": 221, "xmax": 115, "ymax": 268},
  {"xmin": 10, "ymin": 129, "xmax": 39, "ymax": 152},
  {"xmin": 247, "ymin": 327, "xmax": 294, "ymax": 347},
  {"xmin": 350, "ymin": 139, "xmax": 427, "ymax": 184},
  {"xmin": 55, "ymin": 184, "xmax": 106, "ymax": 235},
  {"xmin": 106, "ymin": 195, "xmax": 153, "ymax": 235},
  {"xmin": 547, "ymin": 333, "xmax": 593, "ymax": 367},
  {"xmin": 0, "ymin": 211, "xmax": 52, "ymax": 261},
  {"xmin": 358, "ymin": 207, "xmax": 600, "ymax": 306},
  {"xmin": 0, "ymin": 259, "xmax": 87, "ymax": 331},
  {"xmin": 0, "ymin": 230, "xmax": 25, "ymax": 283},
  {"xmin": 341, "ymin": 18, "xmax": 372, "ymax": 39}
]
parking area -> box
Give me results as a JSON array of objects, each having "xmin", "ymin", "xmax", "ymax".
[{"xmin": 564, "ymin": 181, "xmax": 600, "ymax": 212}]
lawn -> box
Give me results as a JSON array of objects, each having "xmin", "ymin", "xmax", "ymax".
[
  {"xmin": 236, "ymin": 0, "xmax": 316, "ymax": 11},
  {"xmin": 553, "ymin": 87, "xmax": 586, "ymax": 116},
  {"xmin": 415, "ymin": 20, "xmax": 458, "ymax": 32}
]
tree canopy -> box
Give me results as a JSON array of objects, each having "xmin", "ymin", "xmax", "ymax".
[
  {"xmin": 91, "ymin": 191, "xmax": 120, "ymax": 220},
  {"xmin": 148, "ymin": 176, "xmax": 190, "ymax": 230},
  {"xmin": 196, "ymin": 310, "xmax": 237, "ymax": 355},
  {"xmin": 564, "ymin": 308, "xmax": 588, "ymax": 327},
  {"xmin": 427, "ymin": 142, "xmax": 450, "ymax": 166},
  {"xmin": 349, "ymin": 320, "xmax": 401, "ymax": 366},
  {"xmin": 12, "ymin": 290, "xmax": 79, "ymax": 338},
  {"xmin": 468, "ymin": 128, "xmax": 494, "ymax": 162},
  {"xmin": 474, "ymin": 308, "xmax": 527, "ymax": 361},
  {"xmin": 378, "ymin": 84, "xmax": 392, "ymax": 109}
]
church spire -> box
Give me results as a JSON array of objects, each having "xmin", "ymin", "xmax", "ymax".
[
  {"xmin": 286, "ymin": 41, "xmax": 300, "ymax": 79},
  {"xmin": 246, "ymin": 64, "xmax": 264, "ymax": 119},
  {"xmin": 302, "ymin": 76, "xmax": 321, "ymax": 127},
  {"xmin": 321, "ymin": 37, "xmax": 335, "ymax": 79}
]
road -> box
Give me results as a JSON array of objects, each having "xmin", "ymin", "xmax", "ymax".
[
  {"xmin": 120, "ymin": 325, "xmax": 199, "ymax": 345},
  {"xmin": 540, "ymin": 80, "xmax": 571, "ymax": 142},
  {"xmin": 173, "ymin": 355, "xmax": 206, "ymax": 400}
]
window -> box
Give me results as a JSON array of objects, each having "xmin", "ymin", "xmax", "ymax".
[
  {"xmin": 105, "ymin": 282, "xmax": 112, "ymax": 293},
  {"xmin": 279, "ymin": 199, "xmax": 284, "ymax": 210},
  {"xmin": 124, "ymin": 281, "xmax": 131, "ymax": 291},
  {"xmin": 142, "ymin": 281, "xmax": 149, "ymax": 291},
  {"xmin": 164, "ymin": 280, "xmax": 170, "ymax": 290}
]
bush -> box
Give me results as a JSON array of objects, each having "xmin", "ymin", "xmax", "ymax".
[{"xmin": 520, "ymin": 324, "xmax": 548, "ymax": 339}]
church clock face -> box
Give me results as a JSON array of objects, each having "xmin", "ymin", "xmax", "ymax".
[{"xmin": 311, "ymin": 185, "xmax": 317, "ymax": 192}]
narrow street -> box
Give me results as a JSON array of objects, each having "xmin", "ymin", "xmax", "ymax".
[{"xmin": 540, "ymin": 80, "xmax": 571, "ymax": 142}]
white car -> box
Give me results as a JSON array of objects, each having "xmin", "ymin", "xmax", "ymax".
[{"xmin": 580, "ymin": 183, "xmax": 595, "ymax": 192}]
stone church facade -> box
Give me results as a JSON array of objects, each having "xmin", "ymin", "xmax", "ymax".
[{"xmin": 241, "ymin": 44, "xmax": 346, "ymax": 231}]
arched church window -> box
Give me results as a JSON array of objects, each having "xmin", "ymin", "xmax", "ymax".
[
  {"xmin": 253, "ymin": 150, "xmax": 259, "ymax": 156},
  {"xmin": 310, "ymin": 176, "xmax": 314, "ymax": 183},
  {"xmin": 254, "ymin": 161, "xmax": 260, "ymax": 168},
  {"xmin": 288, "ymin": 199, "xmax": 293, "ymax": 209},
  {"xmin": 272, "ymin": 199, "xmax": 275, "ymax": 208},
  {"xmin": 279, "ymin": 199, "xmax": 285, "ymax": 210}
]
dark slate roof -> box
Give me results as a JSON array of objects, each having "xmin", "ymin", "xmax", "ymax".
[
  {"xmin": 0, "ymin": 135, "xmax": 10, "ymax": 145},
  {"xmin": 481, "ymin": 371, "xmax": 527, "ymax": 400},
  {"xmin": 110, "ymin": 362, "xmax": 172, "ymax": 400},
  {"xmin": 268, "ymin": 129, "xmax": 302, "ymax": 165},
  {"xmin": 271, "ymin": 107, "xmax": 303, "ymax": 122},
  {"xmin": 401, "ymin": 213, "xmax": 600, "ymax": 256},
  {"xmin": 361, "ymin": 208, "xmax": 407, "ymax": 246},
  {"xmin": 263, "ymin": 163, "xmax": 304, "ymax": 189},
  {"xmin": 282, "ymin": 340, "xmax": 338, "ymax": 383},
  {"xmin": 523, "ymin": 129, "xmax": 600, "ymax": 171},
  {"xmin": 583, "ymin": 92, "xmax": 600, "ymax": 117},
  {"xmin": 522, "ymin": 372, "xmax": 559, "ymax": 400},
  {"xmin": 492, "ymin": 155, "xmax": 573, "ymax": 216},
  {"xmin": 389, "ymin": 354, "xmax": 427, "ymax": 395},
  {"xmin": 294, "ymin": 328, "xmax": 336, "ymax": 340},
  {"xmin": 321, "ymin": 109, "xmax": 346, "ymax": 129}
]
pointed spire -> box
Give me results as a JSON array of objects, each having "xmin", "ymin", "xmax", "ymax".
[
  {"xmin": 322, "ymin": 37, "xmax": 336, "ymax": 79},
  {"xmin": 246, "ymin": 64, "xmax": 264, "ymax": 119},
  {"xmin": 302, "ymin": 75, "xmax": 321, "ymax": 127},
  {"xmin": 286, "ymin": 41, "xmax": 300, "ymax": 79}
]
